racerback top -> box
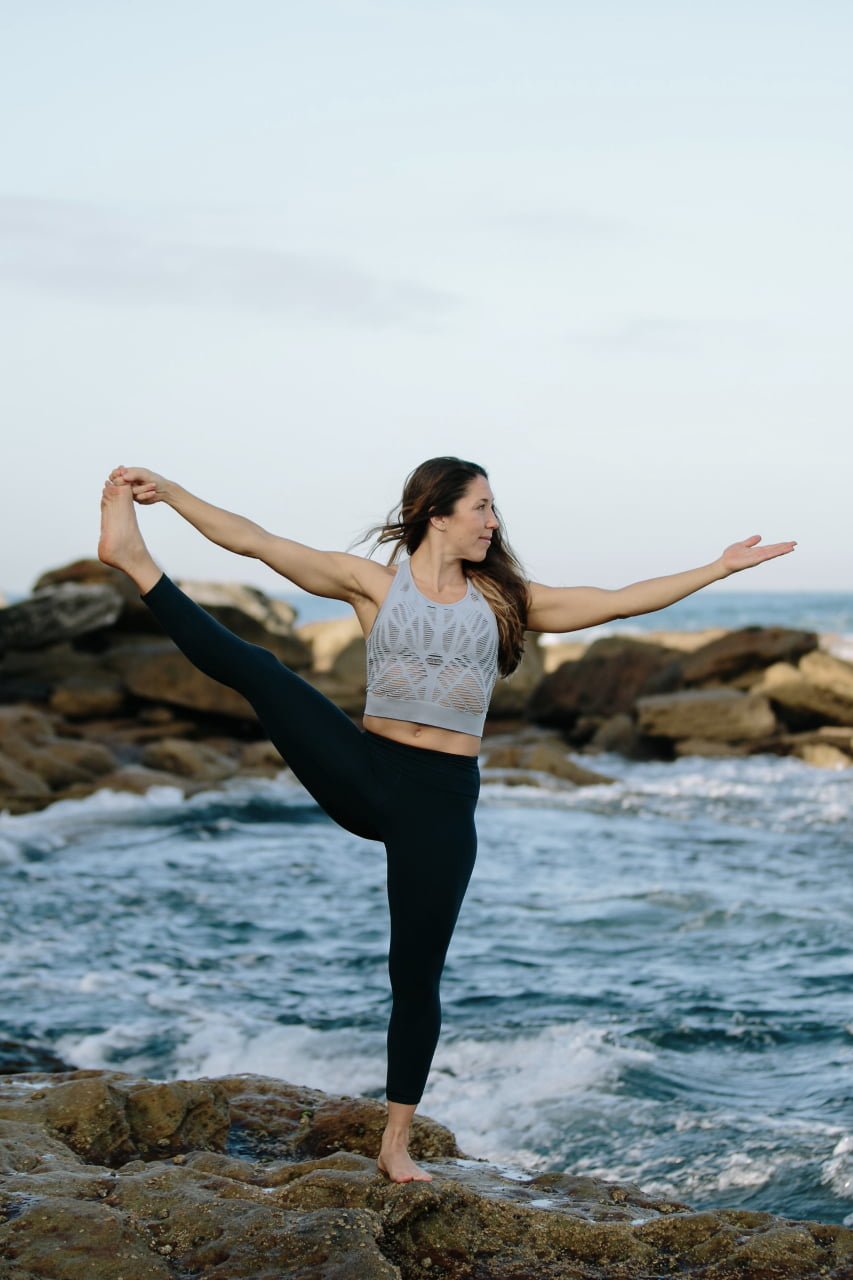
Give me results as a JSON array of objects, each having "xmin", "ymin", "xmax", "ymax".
[{"xmin": 364, "ymin": 556, "xmax": 500, "ymax": 736}]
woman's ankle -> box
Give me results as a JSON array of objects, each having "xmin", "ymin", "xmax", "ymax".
[{"xmin": 381, "ymin": 1125, "xmax": 411, "ymax": 1145}]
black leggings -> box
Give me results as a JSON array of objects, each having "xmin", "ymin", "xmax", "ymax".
[{"xmin": 140, "ymin": 574, "xmax": 480, "ymax": 1105}]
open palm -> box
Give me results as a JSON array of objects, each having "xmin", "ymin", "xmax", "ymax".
[{"xmin": 721, "ymin": 535, "xmax": 797, "ymax": 575}]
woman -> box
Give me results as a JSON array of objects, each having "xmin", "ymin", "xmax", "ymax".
[{"xmin": 98, "ymin": 456, "xmax": 795, "ymax": 1182}]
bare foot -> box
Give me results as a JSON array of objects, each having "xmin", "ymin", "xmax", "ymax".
[
  {"xmin": 376, "ymin": 1146, "xmax": 434, "ymax": 1183},
  {"xmin": 98, "ymin": 480, "xmax": 161, "ymax": 594}
]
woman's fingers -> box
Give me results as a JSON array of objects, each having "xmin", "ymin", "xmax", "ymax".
[{"xmin": 131, "ymin": 483, "xmax": 159, "ymax": 503}]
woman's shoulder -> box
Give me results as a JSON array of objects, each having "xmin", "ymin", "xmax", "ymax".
[{"xmin": 345, "ymin": 554, "xmax": 400, "ymax": 607}]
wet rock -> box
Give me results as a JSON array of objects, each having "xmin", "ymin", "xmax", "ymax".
[
  {"xmin": 238, "ymin": 740, "xmax": 287, "ymax": 775},
  {"xmin": 48, "ymin": 674, "xmax": 126, "ymax": 719},
  {"xmin": 34, "ymin": 558, "xmax": 148, "ymax": 611},
  {"xmin": 0, "ymin": 1038, "xmax": 74, "ymax": 1075},
  {"xmin": 218, "ymin": 1076, "xmax": 460, "ymax": 1165},
  {"xmin": 0, "ymin": 584, "xmax": 124, "ymax": 652},
  {"xmin": 541, "ymin": 638, "xmax": 591, "ymax": 674},
  {"xmin": 674, "ymin": 737, "xmax": 753, "ymax": 758},
  {"xmin": 527, "ymin": 637, "xmax": 679, "ymax": 728},
  {"xmin": 304, "ymin": 670, "xmax": 366, "ymax": 715},
  {"xmin": 588, "ymin": 712, "xmax": 647, "ymax": 757},
  {"xmin": 754, "ymin": 651, "xmax": 853, "ymax": 729},
  {"xmin": 0, "ymin": 642, "xmax": 101, "ymax": 705},
  {"xmin": 677, "ymin": 626, "xmax": 819, "ymax": 686},
  {"xmin": 2, "ymin": 736, "xmax": 116, "ymax": 790},
  {"xmin": 794, "ymin": 742, "xmax": 852, "ymax": 768},
  {"xmin": 110, "ymin": 641, "xmax": 257, "ymax": 720},
  {"xmin": 175, "ymin": 579, "xmax": 309, "ymax": 670},
  {"xmin": 483, "ymin": 741, "xmax": 614, "ymax": 786},
  {"xmin": 296, "ymin": 615, "xmax": 364, "ymax": 673},
  {"xmin": 635, "ymin": 689, "xmax": 777, "ymax": 743},
  {"xmin": 291, "ymin": 622, "xmax": 369, "ymax": 714},
  {"xmin": 490, "ymin": 633, "xmax": 546, "ymax": 717},
  {"xmin": 0, "ymin": 705, "xmax": 117, "ymax": 793},
  {"xmin": 140, "ymin": 737, "xmax": 236, "ymax": 782},
  {"xmin": 0, "ymin": 1072, "xmax": 230, "ymax": 1167},
  {"xmin": 0, "ymin": 1070, "xmax": 850, "ymax": 1279},
  {"xmin": 0, "ymin": 751, "xmax": 52, "ymax": 804},
  {"xmin": 76, "ymin": 764, "xmax": 189, "ymax": 798},
  {"xmin": 776, "ymin": 725, "xmax": 853, "ymax": 752}
]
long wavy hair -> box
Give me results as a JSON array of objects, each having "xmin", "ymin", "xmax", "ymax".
[{"xmin": 350, "ymin": 457, "xmax": 530, "ymax": 677}]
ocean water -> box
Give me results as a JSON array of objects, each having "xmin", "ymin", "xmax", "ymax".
[{"xmin": 0, "ymin": 591, "xmax": 851, "ymax": 1225}]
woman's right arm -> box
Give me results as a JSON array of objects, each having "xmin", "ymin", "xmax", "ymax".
[{"xmin": 109, "ymin": 466, "xmax": 378, "ymax": 603}]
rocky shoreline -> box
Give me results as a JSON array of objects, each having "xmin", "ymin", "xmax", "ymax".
[
  {"xmin": 1, "ymin": 559, "xmax": 851, "ymax": 816},
  {"xmin": 1, "ymin": 1064, "xmax": 852, "ymax": 1278}
]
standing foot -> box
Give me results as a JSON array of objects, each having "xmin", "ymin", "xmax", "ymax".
[
  {"xmin": 377, "ymin": 1144, "xmax": 434, "ymax": 1183},
  {"xmin": 98, "ymin": 479, "xmax": 162, "ymax": 595}
]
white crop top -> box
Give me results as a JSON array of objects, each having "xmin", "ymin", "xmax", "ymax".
[{"xmin": 364, "ymin": 556, "xmax": 500, "ymax": 736}]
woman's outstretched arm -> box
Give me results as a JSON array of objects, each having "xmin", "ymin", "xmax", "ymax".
[
  {"xmin": 525, "ymin": 535, "xmax": 798, "ymax": 634},
  {"xmin": 110, "ymin": 466, "xmax": 266, "ymax": 556},
  {"xmin": 108, "ymin": 466, "xmax": 377, "ymax": 602}
]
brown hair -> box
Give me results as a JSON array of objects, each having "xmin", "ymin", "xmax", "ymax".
[{"xmin": 350, "ymin": 456, "xmax": 530, "ymax": 677}]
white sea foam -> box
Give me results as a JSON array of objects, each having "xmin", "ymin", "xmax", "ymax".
[
  {"xmin": 55, "ymin": 1019, "xmax": 165, "ymax": 1076},
  {"xmin": 821, "ymin": 1134, "xmax": 853, "ymax": 1200},
  {"xmin": 481, "ymin": 750, "xmax": 853, "ymax": 834},
  {"xmin": 176, "ymin": 1013, "xmax": 388, "ymax": 1096},
  {"xmin": 421, "ymin": 1022, "xmax": 655, "ymax": 1170},
  {"xmin": 77, "ymin": 970, "xmax": 123, "ymax": 994},
  {"xmin": 714, "ymin": 1150, "xmax": 777, "ymax": 1191},
  {"xmin": 0, "ymin": 770, "xmax": 310, "ymax": 860}
]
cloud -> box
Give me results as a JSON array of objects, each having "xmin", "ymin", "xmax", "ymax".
[{"xmin": 0, "ymin": 196, "xmax": 456, "ymax": 329}]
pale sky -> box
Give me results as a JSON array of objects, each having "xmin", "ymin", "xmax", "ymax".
[{"xmin": 1, "ymin": 1, "xmax": 850, "ymax": 599}]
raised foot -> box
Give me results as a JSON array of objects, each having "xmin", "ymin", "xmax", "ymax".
[
  {"xmin": 377, "ymin": 1148, "xmax": 434, "ymax": 1183},
  {"xmin": 98, "ymin": 479, "xmax": 159, "ymax": 593}
]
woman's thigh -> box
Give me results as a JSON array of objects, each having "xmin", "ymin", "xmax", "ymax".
[
  {"xmin": 141, "ymin": 576, "xmax": 384, "ymax": 840},
  {"xmin": 250, "ymin": 670, "xmax": 385, "ymax": 841},
  {"xmin": 369, "ymin": 739, "xmax": 481, "ymax": 972}
]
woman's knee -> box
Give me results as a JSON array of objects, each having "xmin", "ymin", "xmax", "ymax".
[{"xmin": 388, "ymin": 953, "xmax": 444, "ymax": 999}]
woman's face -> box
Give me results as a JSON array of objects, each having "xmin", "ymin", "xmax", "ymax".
[{"xmin": 443, "ymin": 475, "xmax": 499, "ymax": 558}]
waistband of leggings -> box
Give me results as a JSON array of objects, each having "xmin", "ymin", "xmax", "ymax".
[{"xmin": 363, "ymin": 728, "xmax": 479, "ymax": 772}]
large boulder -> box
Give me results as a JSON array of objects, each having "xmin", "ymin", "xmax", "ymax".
[
  {"xmin": 489, "ymin": 633, "xmax": 545, "ymax": 717},
  {"xmin": 0, "ymin": 584, "xmax": 124, "ymax": 652},
  {"xmin": 140, "ymin": 738, "xmax": 236, "ymax": 782},
  {"xmin": 174, "ymin": 580, "xmax": 310, "ymax": 670},
  {"xmin": 296, "ymin": 615, "xmax": 363, "ymax": 672},
  {"xmin": 676, "ymin": 626, "xmax": 819, "ymax": 687},
  {"xmin": 33, "ymin": 558, "xmax": 158, "ymax": 631},
  {"xmin": 0, "ymin": 642, "xmax": 102, "ymax": 706},
  {"xmin": 527, "ymin": 637, "xmax": 679, "ymax": 728},
  {"xmin": 482, "ymin": 738, "xmax": 614, "ymax": 786},
  {"xmin": 109, "ymin": 642, "xmax": 257, "ymax": 720},
  {"xmin": 49, "ymin": 673, "xmax": 126, "ymax": 719},
  {"xmin": 752, "ymin": 652, "xmax": 853, "ymax": 729},
  {"xmin": 0, "ymin": 705, "xmax": 118, "ymax": 805},
  {"xmin": 297, "ymin": 618, "xmax": 368, "ymax": 715},
  {"xmin": 635, "ymin": 689, "xmax": 777, "ymax": 743},
  {"xmin": 540, "ymin": 638, "xmax": 588, "ymax": 674}
]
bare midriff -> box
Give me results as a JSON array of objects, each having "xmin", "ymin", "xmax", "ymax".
[{"xmin": 362, "ymin": 713, "xmax": 481, "ymax": 758}]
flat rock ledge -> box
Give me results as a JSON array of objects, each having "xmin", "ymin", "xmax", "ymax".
[{"xmin": 0, "ymin": 1070, "xmax": 850, "ymax": 1279}]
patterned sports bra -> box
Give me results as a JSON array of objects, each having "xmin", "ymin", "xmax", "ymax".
[{"xmin": 364, "ymin": 556, "xmax": 500, "ymax": 736}]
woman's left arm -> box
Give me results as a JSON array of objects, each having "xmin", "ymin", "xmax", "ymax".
[{"xmin": 526, "ymin": 535, "xmax": 797, "ymax": 634}]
